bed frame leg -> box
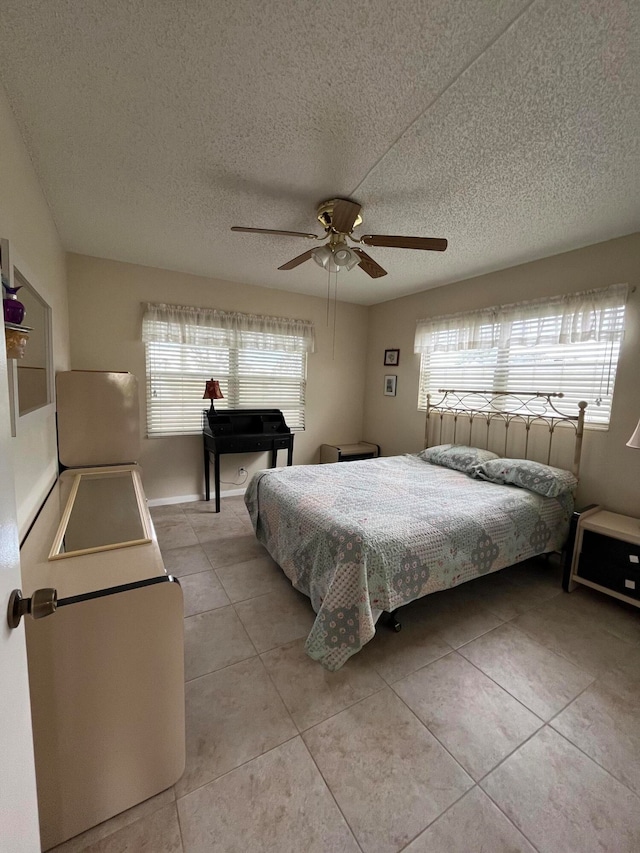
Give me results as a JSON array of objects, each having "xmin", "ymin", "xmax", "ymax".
[{"xmin": 382, "ymin": 609, "xmax": 402, "ymax": 633}]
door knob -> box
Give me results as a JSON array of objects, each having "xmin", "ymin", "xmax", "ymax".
[{"xmin": 7, "ymin": 588, "xmax": 57, "ymax": 629}]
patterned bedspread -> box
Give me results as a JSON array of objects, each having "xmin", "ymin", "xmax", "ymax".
[{"xmin": 244, "ymin": 454, "xmax": 573, "ymax": 670}]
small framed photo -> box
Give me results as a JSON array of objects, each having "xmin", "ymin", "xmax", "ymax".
[
  {"xmin": 384, "ymin": 348, "xmax": 400, "ymax": 366},
  {"xmin": 384, "ymin": 374, "xmax": 397, "ymax": 396}
]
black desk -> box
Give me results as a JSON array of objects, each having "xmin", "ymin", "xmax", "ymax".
[{"xmin": 202, "ymin": 409, "xmax": 294, "ymax": 512}]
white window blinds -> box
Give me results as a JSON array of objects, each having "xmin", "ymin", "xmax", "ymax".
[
  {"xmin": 415, "ymin": 284, "xmax": 627, "ymax": 426},
  {"xmin": 142, "ymin": 303, "xmax": 314, "ymax": 436}
]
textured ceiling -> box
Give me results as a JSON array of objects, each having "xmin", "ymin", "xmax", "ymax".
[{"xmin": 0, "ymin": 0, "xmax": 638, "ymax": 305}]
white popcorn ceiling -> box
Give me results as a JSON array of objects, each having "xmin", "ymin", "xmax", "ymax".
[{"xmin": 0, "ymin": 0, "xmax": 638, "ymax": 305}]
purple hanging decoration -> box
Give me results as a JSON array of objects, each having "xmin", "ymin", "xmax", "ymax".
[{"xmin": 2, "ymin": 275, "xmax": 25, "ymax": 325}]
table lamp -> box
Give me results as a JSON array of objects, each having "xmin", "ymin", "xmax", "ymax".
[
  {"xmin": 627, "ymin": 418, "xmax": 640, "ymax": 449},
  {"xmin": 203, "ymin": 378, "xmax": 224, "ymax": 413}
]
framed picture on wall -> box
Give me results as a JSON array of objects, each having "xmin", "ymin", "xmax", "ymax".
[
  {"xmin": 384, "ymin": 375, "xmax": 397, "ymax": 396},
  {"xmin": 384, "ymin": 348, "xmax": 400, "ymax": 366}
]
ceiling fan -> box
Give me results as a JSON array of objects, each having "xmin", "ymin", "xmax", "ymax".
[{"xmin": 231, "ymin": 198, "xmax": 447, "ymax": 279}]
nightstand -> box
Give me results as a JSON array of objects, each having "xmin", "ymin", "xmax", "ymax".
[
  {"xmin": 320, "ymin": 442, "xmax": 380, "ymax": 463},
  {"xmin": 564, "ymin": 506, "xmax": 640, "ymax": 608}
]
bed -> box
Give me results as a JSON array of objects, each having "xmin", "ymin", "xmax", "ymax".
[{"xmin": 244, "ymin": 390, "xmax": 587, "ymax": 670}]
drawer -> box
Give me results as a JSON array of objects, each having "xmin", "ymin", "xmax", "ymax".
[
  {"xmin": 581, "ymin": 530, "xmax": 640, "ymax": 570},
  {"xmin": 577, "ymin": 552, "xmax": 640, "ymax": 600},
  {"xmin": 217, "ymin": 437, "xmax": 269, "ymax": 453},
  {"xmin": 273, "ymin": 437, "xmax": 292, "ymax": 449},
  {"xmin": 339, "ymin": 452, "xmax": 376, "ymax": 461}
]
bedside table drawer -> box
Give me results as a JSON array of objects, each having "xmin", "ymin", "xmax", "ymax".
[
  {"xmin": 581, "ymin": 530, "xmax": 640, "ymax": 569},
  {"xmin": 577, "ymin": 553, "xmax": 640, "ymax": 600}
]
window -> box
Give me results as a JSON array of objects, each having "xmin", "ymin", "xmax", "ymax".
[
  {"xmin": 415, "ymin": 284, "xmax": 627, "ymax": 426},
  {"xmin": 142, "ymin": 303, "xmax": 314, "ymax": 436}
]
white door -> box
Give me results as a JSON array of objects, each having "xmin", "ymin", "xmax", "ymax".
[{"xmin": 0, "ymin": 340, "xmax": 41, "ymax": 850}]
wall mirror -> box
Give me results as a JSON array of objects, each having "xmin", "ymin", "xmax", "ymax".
[
  {"xmin": 2, "ymin": 237, "xmax": 53, "ymax": 432},
  {"xmin": 14, "ymin": 268, "xmax": 53, "ymax": 416},
  {"xmin": 49, "ymin": 468, "xmax": 152, "ymax": 560}
]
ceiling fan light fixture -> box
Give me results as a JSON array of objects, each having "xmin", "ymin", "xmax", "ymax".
[
  {"xmin": 312, "ymin": 244, "xmax": 359, "ymax": 272},
  {"xmin": 326, "ymin": 255, "xmax": 340, "ymax": 274},
  {"xmin": 311, "ymin": 245, "xmax": 333, "ymax": 269},
  {"xmin": 333, "ymin": 246, "xmax": 359, "ymax": 270}
]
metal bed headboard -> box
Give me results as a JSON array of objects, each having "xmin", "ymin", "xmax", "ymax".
[{"xmin": 425, "ymin": 390, "xmax": 587, "ymax": 477}]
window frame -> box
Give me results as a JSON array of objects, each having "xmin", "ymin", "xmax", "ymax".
[
  {"xmin": 142, "ymin": 302, "xmax": 313, "ymax": 438},
  {"xmin": 415, "ymin": 286, "xmax": 627, "ymax": 428},
  {"xmin": 145, "ymin": 339, "xmax": 308, "ymax": 437}
]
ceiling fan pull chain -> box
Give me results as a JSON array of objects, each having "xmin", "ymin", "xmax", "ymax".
[
  {"xmin": 332, "ymin": 270, "xmax": 339, "ymax": 361},
  {"xmin": 326, "ymin": 268, "xmax": 331, "ymax": 327}
]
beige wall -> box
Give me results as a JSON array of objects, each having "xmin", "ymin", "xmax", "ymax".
[
  {"xmin": 66, "ymin": 254, "xmax": 369, "ymax": 501},
  {"xmin": 0, "ymin": 84, "xmax": 69, "ymax": 535},
  {"xmin": 364, "ymin": 233, "xmax": 640, "ymax": 516}
]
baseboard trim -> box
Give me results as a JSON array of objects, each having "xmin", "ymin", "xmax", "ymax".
[{"xmin": 147, "ymin": 488, "xmax": 247, "ymax": 507}]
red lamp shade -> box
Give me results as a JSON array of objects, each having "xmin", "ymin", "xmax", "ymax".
[
  {"xmin": 203, "ymin": 379, "xmax": 224, "ymax": 414},
  {"xmin": 203, "ymin": 379, "xmax": 224, "ymax": 401}
]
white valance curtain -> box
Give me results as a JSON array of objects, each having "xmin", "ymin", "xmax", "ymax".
[
  {"xmin": 142, "ymin": 302, "xmax": 316, "ymax": 353},
  {"xmin": 414, "ymin": 283, "xmax": 628, "ymax": 354}
]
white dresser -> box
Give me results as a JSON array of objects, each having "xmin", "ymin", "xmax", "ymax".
[{"xmin": 20, "ymin": 465, "xmax": 185, "ymax": 851}]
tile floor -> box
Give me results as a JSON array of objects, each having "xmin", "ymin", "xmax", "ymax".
[{"xmin": 51, "ymin": 496, "xmax": 640, "ymax": 853}]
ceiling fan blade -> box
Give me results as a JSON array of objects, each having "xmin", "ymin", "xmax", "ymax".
[
  {"xmin": 361, "ymin": 234, "xmax": 448, "ymax": 252},
  {"xmin": 331, "ymin": 199, "xmax": 362, "ymax": 233},
  {"xmin": 353, "ymin": 248, "xmax": 388, "ymax": 279},
  {"xmin": 231, "ymin": 226, "xmax": 318, "ymax": 239},
  {"xmin": 278, "ymin": 249, "xmax": 315, "ymax": 270}
]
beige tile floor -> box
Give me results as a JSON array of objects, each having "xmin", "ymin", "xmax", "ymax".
[{"xmin": 51, "ymin": 496, "xmax": 640, "ymax": 853}]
